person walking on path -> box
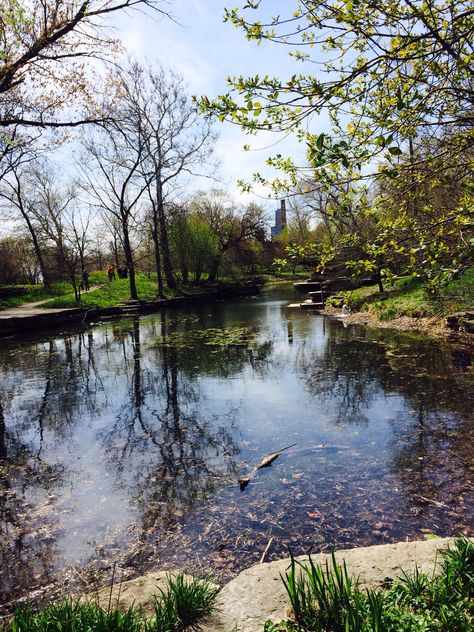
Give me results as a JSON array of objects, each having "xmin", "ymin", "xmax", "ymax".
[
  {"xmin": 107, "ymin": 264, "xmax": 116, "ymax": 281},
  {"xmin": 82, "ymin": 269, "xmax": 90, "ymax": 291}
]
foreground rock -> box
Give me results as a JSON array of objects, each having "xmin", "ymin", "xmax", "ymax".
[
  {"xmin": 203, "ymin": 538, "xmax": 458, "ymax": 631},
  {"xmin": 90, "ymin": 538, "xmax": 459, "ymax": 631}
]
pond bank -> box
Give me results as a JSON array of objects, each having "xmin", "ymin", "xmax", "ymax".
[
  {"xmin": 1, "ymin": 286, "xmax": 472, "ymax": 617},
  {"xmin": 90, "ymin": 538, "xmax": 462, "ymax": 632},
  {"xmin": 322, "ymin": 305, "xmax": 474, "ymax": 344},
  {"xmin": 0, "ymin": 281, "xmax": 263, "ymax": 337}
]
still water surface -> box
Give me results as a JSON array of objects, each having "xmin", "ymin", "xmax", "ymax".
[{"xmin": 0, "ymin": 286, "xmax": 473, "ymax": 605}]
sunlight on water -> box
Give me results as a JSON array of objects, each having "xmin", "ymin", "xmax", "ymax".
[{"xmin": 0, "ymin": 286, "xmax": 473, "ymax": 605}]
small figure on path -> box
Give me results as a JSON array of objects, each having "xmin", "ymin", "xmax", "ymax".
[
  {"xmin": 82, "ymin": 269, "xmax": 90, "ymax": 291},
  {"xmin": 107, "ymin": 264, "xmax": 116, "ymax": 281},
  {"xmin": 117, "ymin": 264, "xmax": 128, "ymax": 279}
]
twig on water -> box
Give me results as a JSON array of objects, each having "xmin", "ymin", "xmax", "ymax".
[
  {"xmin": 239, "ymin": 444, "xmax": 297, "ymax": 490},
  {"xmin": 260, "ymin": 537, "xmax": 274, "ymax": 564},
  {"xmin": 417, "ymin": 495, "xmax": 449, "ymax": 508}
]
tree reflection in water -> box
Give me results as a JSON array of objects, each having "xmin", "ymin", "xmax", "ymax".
[
  {"xmin": 0, "ymin": 299, "xmax": 472, "ymax": 610},
  {"xmin": 99, "ymin": 315, "xmax": 244, "ymax": 570},
  {"xmin": 297, "ymin": 321, "xmax": 473, "ymax": 543}
]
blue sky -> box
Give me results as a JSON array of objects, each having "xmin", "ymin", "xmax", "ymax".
[{"xmin": 115, "ymin": 0, "xmax": 326, "ymax": 206}]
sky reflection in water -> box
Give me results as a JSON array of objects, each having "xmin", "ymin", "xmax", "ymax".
[{"xmin": 0, "ymin": 286, "xmax": 473, "ymax": 604}]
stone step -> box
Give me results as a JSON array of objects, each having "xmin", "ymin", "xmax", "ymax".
[{"xmin": 301, "ymin": 301, "xmax": 324, "ymax": 310}]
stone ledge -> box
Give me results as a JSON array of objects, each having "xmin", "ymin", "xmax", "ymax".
[
  {"xmin": 203, "ymin": 538, "xmax": 459, "ymax": 631},
  {"xmin": 87, "ymin": 538, "xmax": 462, "ymax": 632}
]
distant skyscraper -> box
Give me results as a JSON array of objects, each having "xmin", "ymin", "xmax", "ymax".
[{"xmin": 271, "ymin": 199, "xmax": 287, "ymax": 239}]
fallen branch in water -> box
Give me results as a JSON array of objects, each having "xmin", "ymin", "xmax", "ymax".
[
  {"xmin": 416, "ymin": 494, "xmax": 449, "ymax": 509},
  {"xmin": 260, "ymin": 537, "xmax": 274, "ymax": 564},
  {"xmin": 238, "ymin": 444, "xmax": 296, "ymax": 490}
]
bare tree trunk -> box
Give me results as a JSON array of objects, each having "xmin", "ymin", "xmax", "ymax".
[
  {"xmin": 151, "ymin": 222, "xmax": 164, "ymax": 297},
  {"xmin": 21, "ymin": 208, "xmax": 51, "ymax": 288},
  {"xmin": 122, "ymin": 221, "xmax": 139, "ymax": 300},
  {"xmin": 376, "ymin": 267, "xmax": 384, "ymax": 293},
  {"xmin": 155, "ymin": 173, "xmax": 176, "ymax": 290},
  {"xmin": 208, "ymin": 257, "xmax": 220, "ymax": 282}
]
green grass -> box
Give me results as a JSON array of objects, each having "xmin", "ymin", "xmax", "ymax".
[
  {"xmin": 150, "ymin": 574, "xmax": 219, "ymax": 632},
  {"xmin": 2, "ymin": 600, "xmax": 144, "ymax": 632},
  {"xmin": 0, "ymin": 272, "xmax": 174, "ymax": 311},
  {"xmin": 265, "ymin": 538, "xmax": 474, "ymax": 631},
  {"xmin": 1, "ymin": 270, "xmax": 266, "ymax": 311},
  {"xmin": 2, "ymin": 573, "xmax": 218, "ymax": 632},
  {"xmin": 340, "ymin": 269, "xmax": 474, "ymax": 321},
  {"xmin": 0, "ymin": 282, "xmax": 72, "ymax": 310},
  {"xmin": 42, "ymin": 272, "xmax": 177, "ymax": 309}
]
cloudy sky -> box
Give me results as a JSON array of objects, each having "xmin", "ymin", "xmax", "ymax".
[{"xmin": 114, "ymin": 0, "xmax": 327, "ymax": 206}]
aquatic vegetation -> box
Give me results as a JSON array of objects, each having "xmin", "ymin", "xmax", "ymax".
[
  {"xmin": 266, "ymin": 538, "xmax": 474, "ymax": 631},
  {"xmin": 153, "ymin": 326, "xmax": 256, "ymax": 349}
]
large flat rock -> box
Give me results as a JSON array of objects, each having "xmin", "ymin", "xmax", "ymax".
[
  {"xmin": 86, "ymin": 538, "xmax": 461, "ymax": 631},
  {"xmin": 203, "ymin": 538, "xmax": 459, "ymax": 631}
]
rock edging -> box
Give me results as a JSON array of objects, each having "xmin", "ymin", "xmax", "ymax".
[
  {"xmin": 91, "ymin": 538, "xmax": 461, "ymax": 632},
  {"xmin": 0, "ymin": 282, "xmax": 263, "ymax": 337}
]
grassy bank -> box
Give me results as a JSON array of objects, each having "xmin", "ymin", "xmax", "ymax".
[
  {"xmin": 2, "ymin": 574, "xmax": 218, "ymax": 632},
  {"xmin": 3, "ymin": 540, "xmax": 472, "ymax": 631},
  {"xmin": 337, "ymin": 269, "xmax": 474, "ymax": 321},
  {"xmin": 0, "ymin": 282, "xmax": 72, "ymax": 310},
  {"xmin": 267, "ymin": 538, "xmax": 473, "ymax": 631},
  {"xmin": 42, "ymin": 271, "xmax": 176, "ymax": 309},
  {"xmin": 0, "ymin": 271, "xmax": 266, "ymax": 311},
  {"xmin": 0, "ymin": 272, "xmax": 206, "ymax": 311}
]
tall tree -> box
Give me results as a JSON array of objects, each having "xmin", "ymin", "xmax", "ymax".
[
  {"xmin": 115, "ymin": 62, "xmax": 217, "ymax": 291},
  {"xmin": 0, "ymin": 159, "xmax": 52, "ymax": 286},
  {"xmin": 80, "ymin": 117, "xmax": 148, "ymax": 300},
  {"xmin": 191, "ymin": 190, "xmax": 265, "ymax": 281}
]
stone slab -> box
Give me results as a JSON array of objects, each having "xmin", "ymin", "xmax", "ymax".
[
  {"xmin": 203, "ymin": 538, "xmax": 459, "ymax": 631},
  {"xmin": 83, "ymin": 538, "xmax": 462, "ymax": 631}
]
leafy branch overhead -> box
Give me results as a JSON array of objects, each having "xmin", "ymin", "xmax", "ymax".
[
  {"xmin": 200, "ymin": 0, "xmax": 474, "ymax": 293},
  {"xmin": 199, "ymin": 0, "xmax": 473, "ymax": 178}
]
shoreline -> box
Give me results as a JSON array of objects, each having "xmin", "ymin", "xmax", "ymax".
[
  {"xmin": 0, "ymin": 281, "xmax": 263, "ymax": 338},
  {"xmin": 322, "ymin": 305, "xmax": 474, "ymax": 345},
  {"xmin": 1, "ymin": 537, "xmax": 466, "ymax": 627}
]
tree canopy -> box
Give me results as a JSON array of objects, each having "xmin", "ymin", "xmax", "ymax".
[
  {"xmin": 200, "ymin": 0, "xmax": 473, "ymax": 182},
  {"xmin": 200, "ymin": 0, "xmax": 474, "ymax": 291},
  {"xmin": 0, "ymin": 0, "xmax": 170, "ymax": 129}
]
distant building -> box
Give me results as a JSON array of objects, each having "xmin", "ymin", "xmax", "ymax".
[{"xmin": 270, "ymin": 199, "xmax": 287, "ymax": 239}]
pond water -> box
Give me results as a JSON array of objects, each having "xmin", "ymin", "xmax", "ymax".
[{"xmin": 0, "ymin": 285, "xmax": 473, "ymax": 608}]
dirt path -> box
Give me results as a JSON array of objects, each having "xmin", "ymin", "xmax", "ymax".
[{"xmin": 0, "ymin": 286, "xmax": 100, "ymax": 319}]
